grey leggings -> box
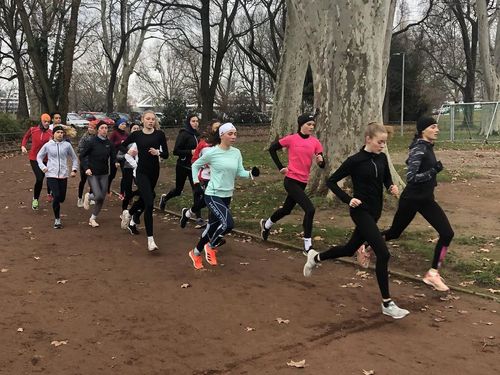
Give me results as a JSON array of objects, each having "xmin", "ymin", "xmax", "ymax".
[{"xmin": 88, "ymin": 174, "xmax": 108, "ymax": 216}]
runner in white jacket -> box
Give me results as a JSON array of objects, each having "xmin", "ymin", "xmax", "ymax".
[{"xmin": 37, "ymin": 126, "xmax": 79, "ymax": 228}]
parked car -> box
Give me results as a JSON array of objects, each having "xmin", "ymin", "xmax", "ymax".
[
  {"xmin": 66, "ymin": 112, "xmax": 90, "ymax": 128},
  {"xmin": 107, "ymin": 112, "xmax": 130, "ymax": 123},
  {"xmin": 79, "ymin": 112, "xmax": 115, "ymax": 127}
]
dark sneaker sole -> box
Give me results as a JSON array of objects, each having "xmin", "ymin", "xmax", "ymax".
[
  {"xmin": 180, "ymin": 208, "xmax": 189, "ymax": 228},
  {"xmin": 128, "ymin": 225, "xmax": 140, "ymax": 235}
]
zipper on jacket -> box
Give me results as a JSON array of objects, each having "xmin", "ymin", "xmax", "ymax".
[
  {"xmin": 57, "ymin": 143, "xmax": 61, "ymax": 178},
  {"xmin": 371, "ymin": 159, "xmax": 378, "ymax": 178}
]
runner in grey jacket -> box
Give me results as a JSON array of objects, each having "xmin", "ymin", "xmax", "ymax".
[{"xmin": 36, "ymin": 126, "xmax": 79, "ymax": 228}]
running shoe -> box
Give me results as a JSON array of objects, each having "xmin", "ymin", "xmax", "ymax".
[
  {"xmin": 423, "ymin": 271, "xmax": 450, "ymax": 292},
  {"xmin": 148, "ymin": 238, "xmax": 159, "ymax": 252},
  {"xmin": 204, "ymin": 244, "xmax": 218, "ymax": 266},
  {"xmin": 89, "ymin": 218, "xmax": 99, "ymax": 227},
  {"xmin": 77, "ymin": 198, "xmax": 84, "ymax": 208},
  {"xmin": 83, "ymin": 192, "xmax": 90, "ymax": 210},
  {"xmin": 303, "ymin": 249, "xmax": 319, "ymax": 277},
  {"xmin": 382, "ymin": 301, "xmax": 410, "ymax": 319},
  {"xmin": 53, "ymin": 219, "xmax": 62, "ymax": 229},
  {"xmin": 260, "ymin": 219, "xmax": 270, "ymax": 241},
  {"xmin": 189, "ymin": 249, "xmax": 204, "ymax": 270},
  {"xmin": 46, "ymin": 193, "xmax": 53, "ymax": 203},
  {"xmin": 31, "ymin": 198, "xmax": 39, "ymax": 211},
  {"xmin": 302, "ymin": 247, "xmax": 312, "ymax": 257},
  {"xmin": 120, "ymin": 210, "xmax": 130, "ymax": 230},
  {"xmin": 356, "ymin": 244, "xmax": 371, "ymax": 269},
  {"xmin": 180, "ymin": 208, "xmax": 189, "ymax": 228},
  {"xmin": 159, "ymin": 194, "xmax": 167, "ymax": 211},
  {"xmin": 128, "ymin": 223, "xmax": 140, "ymax": 235}
]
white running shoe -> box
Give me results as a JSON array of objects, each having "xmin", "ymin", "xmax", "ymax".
[
  {"xmin": 120, "ymin": 209, "xmax": 130, "ymax": 230},
  {"xmin": 148, "ymin": 238, "xmax": 159, "ymax": 252},
  {"xmin": 423, "ymin": 271, "xmax": 450, "ymax": 292},
  {"xmin": 382, "ymin": 301, "xmax": 410, "ymax": 319},
  {"xmin": 303, "ymin": 249, "xmax": 319, "ymax": 277},
  {"xmin": 83, "ymin": 193, "xmax": 90, "ymax": 210},
  {"xmin": 77, "ymin": 198, "xmax": 84, "ymax": 208},
  {"xmin": 88, "ymin": 218, "xmax": 99, "ymax": 227}
]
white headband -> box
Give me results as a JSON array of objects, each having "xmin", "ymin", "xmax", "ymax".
[{"xmin": 219, "ymin": 122, "xmax": 236, "ymax": 136}]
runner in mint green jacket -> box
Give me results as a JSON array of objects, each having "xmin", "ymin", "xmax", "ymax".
[{"xmin": 188, "ymin": 123, "xmax": 260, "ymax": 269}]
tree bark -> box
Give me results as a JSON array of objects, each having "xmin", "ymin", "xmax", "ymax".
[{"xmin": 272, "ymin": 0, "xmax": 396, "ymax": 192}]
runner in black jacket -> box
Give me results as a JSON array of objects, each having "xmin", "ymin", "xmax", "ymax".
[
  {"xmin": 120, "ymin": 111, "xmax": 168, "ymax": 252},
  {"xmin": 159, "ymin": 114, "xmax": 201, "ymax": 222},
  {"xmin": 382, "ymin": 116, "xmax": 454, "ymax": 292},
  {"xmin": 80, "ymin": 122, "xmax": 116, "ymax": 227},
  {"xmin": 303, "ymin": 123, "xmax": 409, "ymax": 319}
]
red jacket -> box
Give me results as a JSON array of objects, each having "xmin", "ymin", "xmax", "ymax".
[{"xmin": 21, "ymin": 125, "xmax": 53, "ymax": 161}]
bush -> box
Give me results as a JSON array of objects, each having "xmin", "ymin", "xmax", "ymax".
[
  {"xmin": 160, "ymin": 98, "xmax": 187, "ymax": 128},
  {"xmin": 0, "ymin": 113, "xmax": 33, "ymax": 135}
]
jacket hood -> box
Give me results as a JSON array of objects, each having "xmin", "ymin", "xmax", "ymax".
[{"xmin": 409, "ymin": 138, "xmax": 433, "ymax": 150}]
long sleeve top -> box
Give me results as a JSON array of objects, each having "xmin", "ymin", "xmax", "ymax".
[
  {"xmin": 120, "ymin": 129, "xmax": 168, "ymax": 176},
  {"xmin": 269, "ymin": 132, "xmax": 324, "ymax": 183},
  {"xmin": 37, "ymin": 140, "xmax": 79, "ymax": 178},
  {"xmin": 327, "ymin": 147, "xmax": 393, "ymax": 217},
  {"xmin": 401, "ymin": 139, "xmax": 439, "ymax": 200},
  {"xmin": 21, "ymin": 125, "xmax": 53, "ymax": 161},
  {"xmin": 192, "ymin": 145, "xmax": 250, "ymax": 198},
  {"xmin": 80, "ymin": 135, "xmax": 115, "ymax": 175},
  {"xmin": 173, "ymin": 128, "xmax": 199, "ymax": 168}
]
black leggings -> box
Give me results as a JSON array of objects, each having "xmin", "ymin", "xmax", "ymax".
[
  {"xmin": 78, "ymin": 167, "xmax": 91, "ymax": 199},
  {"xmin": 120, "ymin": 168, "xmax": 137, "ymax": 210},
  {"xmin": 270, "ymin": 177, "xmax": 315, "ymax": 238},
  {"xmin": 129, "ymin": 172, "xmax": 159, "ymax": 236},
  {"xmin": 30, "ymin": 159, "xmax": 47, "ymax": 199},
  {"xmin": 195, "ymin": 195, "xmax": 233, "ymax": 251},
  {"xmin": 383, "ymin": 198, "xmax": 454, "ymax": 269},
  {"xmin": 164, "ymin": 164, "xmax": 199, "ymax": 215},
  {"xmin": 191, "ymin": 180, "xmax": 208, "ymax": 212},
  {"xmin": 320, "ymin": 208, "xmax": 391, "ymax": 299},
  {"xmin": 46, "ymin": 178, "xmax": 67, "ymax": 219},
  {"xmin": 107, "ymin": 161, "xmax": 118, "ymax": 193}
]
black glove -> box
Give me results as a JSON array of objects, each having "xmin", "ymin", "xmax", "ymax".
[
  {"xmin": 251, "ymin": 166, "xmax": 260, "ymax": 177},
  {"xmin": 193, "ymin": 183, "xmax": 204, "ymax": 196},
  {"xmin": 434, "ymin": 161, "xmax": 443, "ymax": 173},
  {"xmin": 317, "ymin": 159, "xmax": 326, "ymax": 169}
]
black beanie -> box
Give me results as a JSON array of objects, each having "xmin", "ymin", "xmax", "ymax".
[
  {"xmin": 297, "ymin": 113, "xmax": 315, "ymax": 129},
  {"xmin": 416, "ymin": 116, "xmax": 437, "ymax": 134},
  {"xmin": 52, "ymin": 125, "xmax": 65, "ymax": 134}
]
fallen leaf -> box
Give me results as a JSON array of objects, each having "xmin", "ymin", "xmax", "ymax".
[
  {"xmin": 239, "ymin": 262, "xmax": 250, "ymax": 265},
  {"xmin": 458, "ymin": 310, "xmax": 468, "ymax": 314},
  {"xmin": 287, "ymin": 359, "xmax": 306, "ymax": 368},
  {"xmin": 276, "ymin": 318, "xmax": 290, "ymax": 324},
  {"xmin": 180, "ymin": 283, "xmax": 191, "ymax": 288},
  {"xmin": 459, "ymin": 280, "xmax": 475, "ymax": 287},
  {"xmin": 341, "ymin": 282, "xmax": 362, "ymax": 288},
  {"xmin": 392, "ymin": 279, "xmax": 403, "ymax": 285},
  {"xmin": 33, "ymin": 256, "xmax": 40, "ymax": 260},
  {"xmin": 22, "ymin": 226, "xmax": 32, "ymax": 230},
  {"xmin": 17, "ymin": 328, "xmax": 24, "ymax": 332},
  {"xmin": 245, "ymin": 327, "xmax": 255, "ymax": 332},
  {"xmin": 356, "ymin": 271, "xmax": 370, "ymax": 279},
  {"xmin": 477, "ymin": 248, "xmax": 490, "ymax": 253},
  {"xmin": 363, "ymin": 370, "xmax": 375, "ymax": 375},
  {"xmin": 487, "ymin": 289, "xmax": 500, "ymax": 294},
  {"xmin": 434, "ymin": 317, "xmax": 446, "ymax": 322},
  {"xmin": 1, "ymin": 268, "xmax": 8, "ymax": 273},
  {"xmin": 57, "ymin": 280, "xmax": 68, "ymax": 284},
  {"xmin": 428, "ymin": 238, "xmax": 438, "ymax": 244},
  {"xmin": 313, "ymin": 236, "xmax": 324, "ymax": 241},
  {"xmin": 51, "ymin": 340, "xmax": 68, "ymax": 347}
]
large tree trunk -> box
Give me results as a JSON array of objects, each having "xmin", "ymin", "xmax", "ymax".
[
  {"xmin": 270, "ymin": 0, "xmax": 308, "ymax": 140},
  {"xmin": 273, "ymin": 0, "xmax": 397, "ymax": 192},
  {"xmin": 477, "ymin": 0, "xmax": 500, "ymax": 136}
]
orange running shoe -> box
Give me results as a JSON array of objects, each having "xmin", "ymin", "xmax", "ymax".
[
  {"xmin": 189, "ymin": 249, "xmax": 204, "ymax": 270},
  {"xmin": 204, "ymin": 244, "xmax": 218, "ymax": 266}
]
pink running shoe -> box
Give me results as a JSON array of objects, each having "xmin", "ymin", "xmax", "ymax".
[
  {"xmin": 356, "ymin": 245, "xmax": 371, "ymax": 268},
  {"xmin": 423, "ymin": 271, "xmax": 450, "ymax": 292}
]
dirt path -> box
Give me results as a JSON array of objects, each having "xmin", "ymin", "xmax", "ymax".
[{"xmin": 0, "ymin": 154, "xmax": 498, "ymax": 374}]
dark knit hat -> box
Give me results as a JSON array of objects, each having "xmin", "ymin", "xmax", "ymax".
[
  {"xmin": 416, "ymin": 116, "xmax": 437, "ymax": 134},
  {"xmin": 297, "ymin": 113, "xmax": 315, "ymax": 127},
  {"xmin": 52, "ymin": 125, "xmax": 65, "ymax": 134}
]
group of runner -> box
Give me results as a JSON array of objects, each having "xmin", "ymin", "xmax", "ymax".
[{"xmin": 21, "ymin": 111, "xmax": 453, "ymax": 319}]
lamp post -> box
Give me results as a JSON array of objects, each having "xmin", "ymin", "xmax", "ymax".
[{"xmin": 392, "ymin": 52, "xmax": 405, "ymax": 136}]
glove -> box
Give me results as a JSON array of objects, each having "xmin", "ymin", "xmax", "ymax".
[
  {"xmin": 193, "ymin": 183, "xmax": 204, "ymax": 196},
  {"xmin": 317, "ymin": 159, "xmax": 326, "ymax": 169},
  {"xmin": 251, "ymin": 166, "xmax": 260, "ymax": 177},
  {"xmin": 434, "ymin": 161, "xmax": 443, "ymax": 173}
]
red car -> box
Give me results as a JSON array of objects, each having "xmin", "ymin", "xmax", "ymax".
[{"xmin": 79, "ymin": 112, "xmax": 115, "ymax": 127}]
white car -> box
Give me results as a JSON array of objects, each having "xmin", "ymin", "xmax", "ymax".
[{"xmin": 66, "ymin": 112, "xmax": 90, "ymax": 128}]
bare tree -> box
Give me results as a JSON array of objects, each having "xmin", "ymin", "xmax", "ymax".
[
  {"xmin": 0, "ymin": 0, "xmax": 29, "ymax": 119},
  {"xmin": 15, "ymin": 0, "xmax": 82, "ymax": 116},
  {"xmin": 476, "ymin": 0, "xmax": 500, "ymax": 134}
]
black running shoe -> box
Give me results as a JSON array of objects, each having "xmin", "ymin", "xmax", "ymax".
[
  {"xmin": 128, "ymin": 223, "xmax": 140, "ymax": 235},
  {"xmin": 180, "ymin": 207, "xmax": 189, "ymax": 228},
  {"xmin": 159, "ymin": 194, "xmax": 167, "ymax": 211},
  {"xmin": 260, "ymin": 219, "xmax": 270, "ymax": 241}
]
